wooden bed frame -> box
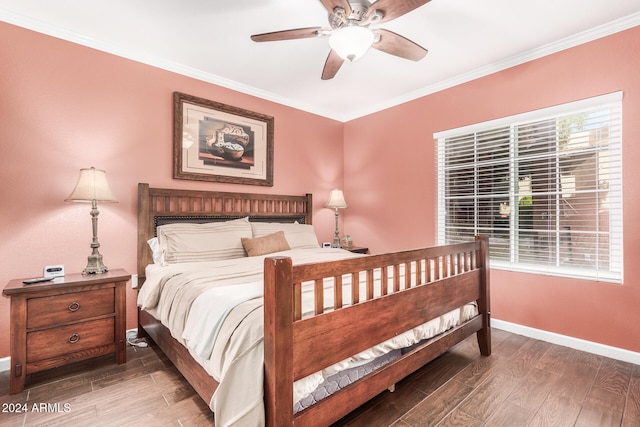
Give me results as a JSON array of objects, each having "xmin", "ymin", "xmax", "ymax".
[{"xmin": 137, "ymin": 183, "xmax": 491, "ymax": 426}]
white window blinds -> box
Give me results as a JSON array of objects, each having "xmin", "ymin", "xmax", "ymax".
[{"xmin": 435, "ymin": 92, "xmax": 623, "ymax": 282}]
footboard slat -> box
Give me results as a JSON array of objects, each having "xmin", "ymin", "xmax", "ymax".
[
  {"xmin": 351, "ymin": 272, "xmax": 360, "ymax": 303},
  {"xmin": 366, "ymin": 269, "xmax": 374, "ymax": 300},
  {"xmin": 393, "ymin": 264, "xmax": 401, "ymax": 291},
  {"xmin": 381, "ymin": 266, "xmax": 389, "ymax": 296},
  {"xmin": 334, "ymin": 275, "xmax": 343, "ymax": 309},
  {"xmin": 314, "ymin": 279, "xmax": 323, "ymax": 315},
  {"xmin": 293, "ymin": 282, "xmax": 302, "ymax": 321}
]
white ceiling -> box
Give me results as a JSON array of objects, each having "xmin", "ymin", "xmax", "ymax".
[{"xmin": 1, "ymin": 0, "xmax": 639, "ymax": 121}]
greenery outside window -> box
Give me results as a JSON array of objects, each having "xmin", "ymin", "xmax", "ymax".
[{"xmin": 435, "ymin": 92, "xmax": 623, "ymax": 282}]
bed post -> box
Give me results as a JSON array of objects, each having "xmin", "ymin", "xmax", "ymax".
[
  {"xmin": 305, "ymin": 193, "xmax": 313, "ymax": 224},
  {"xmin": 475, "ymin": 235, "xmax": 491, "ymax": 356},
  {"xmin": 263, "ymin": 257, "xmax": 294, "ymax": 427},
  {"xmin": 137, "ymin": 183, "xmax": 151, "ymax": 282},
  {"xmin": 137, "ymin": 183, "xmax": 151, "ymax": 339}
]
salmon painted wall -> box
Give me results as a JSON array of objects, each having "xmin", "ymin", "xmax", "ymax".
[
  {"xmin": 2, "ymin": 20, "xmax": 638, "ymax": 362},
  {"xmin": 343, "ymin": 26, "xmax": 640, "ymax": 353},
  {"xmin": 0, "ymin": 22, "xmax": 346, "ymax": 358}
]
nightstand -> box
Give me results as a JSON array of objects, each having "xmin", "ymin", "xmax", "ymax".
[
  {"xmin": 347, "ymin": 246, "xmax": 369, "ymax": 254},
  {"xmin": 2, "ymin": 269, "xmax": 130, "ymax": 394}
]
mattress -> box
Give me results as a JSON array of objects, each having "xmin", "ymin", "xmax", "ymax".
[{"xmin": 294, "ymin": 348, "xmax": 402, "ymax": 413}]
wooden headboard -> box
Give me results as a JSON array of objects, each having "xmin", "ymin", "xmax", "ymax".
[{"xmin": 137, "ymin": 183, "xmax": 313, "ymax": 281}]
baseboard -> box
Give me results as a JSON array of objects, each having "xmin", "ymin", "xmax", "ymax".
[
  {"xmin": 492, "ymin": 318, "xmax": 640, "ymax": 365},
  {"xmin": 1, "ymin": 323, "xmax": 638, "ymax": 373}
]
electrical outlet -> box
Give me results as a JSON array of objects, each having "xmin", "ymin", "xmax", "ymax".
[{"xmin": 131, "ymin": 274, "xmax": 138, "ymax": 289}]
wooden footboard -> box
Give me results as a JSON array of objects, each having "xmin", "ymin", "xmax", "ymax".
[{"xmin": 264, "ymin": 236, "xmax": 490, "ymax": 427}]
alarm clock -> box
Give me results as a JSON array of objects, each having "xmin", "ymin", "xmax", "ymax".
[{"xmin": 43, "ymin": 265, "xmax": 65, "ymax": 279}]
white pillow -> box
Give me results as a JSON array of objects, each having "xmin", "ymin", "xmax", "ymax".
[
  {"xmin": 147, "ymin": 237, "xmax": 164, "ymax": 264},
  {"xmin": 157, "ymin": 217, "xmax": 252, "ymax": 264},
  {"xmin": 250, "ymin": 222, "xmax": 320, "ymax": 249}
]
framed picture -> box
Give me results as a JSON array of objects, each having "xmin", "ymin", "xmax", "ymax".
[{"xmin": 173, "ymin": 92, "xmax": 274, "ymax": 186}]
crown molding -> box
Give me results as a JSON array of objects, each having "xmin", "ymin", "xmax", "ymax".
[
  {"xmin": 341, "ymin": 12, "xmax": 640, "ymax": 121},
  {"xmin": 2, "ymin": 8, "xmax": 639, "ymax": 123},
  {"xmin": 0, "ymin": 7, "xmax": 338, "ymax": 120}
]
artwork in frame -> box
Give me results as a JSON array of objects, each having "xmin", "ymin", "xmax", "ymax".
[{"xmin": 173, "ymin": 92, "xmax": 274, "ymax": 186}]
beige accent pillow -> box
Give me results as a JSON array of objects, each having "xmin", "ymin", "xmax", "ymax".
[
  {"xmin": 157, "ymin": 217, "xmax": 251, "ymax": 264},
  {"xmin": 241, "ymin": 231, "xmax": 290, "ymax": 257},
  {"xmin": 250, "ymin": 222, "xmax": 320, "ymax": 249}
]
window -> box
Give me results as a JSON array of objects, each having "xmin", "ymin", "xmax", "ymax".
[{"xmin": 435, "ymin": 92, "xmax": 622, "ymax": 282}]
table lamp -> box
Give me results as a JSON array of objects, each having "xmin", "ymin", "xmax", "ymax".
[
  {"xmin": 65, "ymin": 167, "xmax": 118, "ymax": 274},
  {"xmin": 325, "ymin": 189, "xmax": 347, "ymax": 248}
]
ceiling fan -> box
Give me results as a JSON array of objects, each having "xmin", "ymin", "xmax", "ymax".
[{"xmin": 250, "ymin": 0, "xmax": 431, "ymax": 80}]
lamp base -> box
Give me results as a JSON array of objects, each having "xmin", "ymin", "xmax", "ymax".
[
  {"xmin": 82, "ymin": 250, "xmax": 108, "ymax": 275},
  {"xmin": 332, "ymin": 207, "xmax": 342, "ymax": 248}
]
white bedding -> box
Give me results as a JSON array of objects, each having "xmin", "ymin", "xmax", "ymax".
[
  {"xmin": 137, "ymin": 247, "xmax": 477, "ymax": 427},
  {"xmin": 183, "ymin": 281, "xmax": 263, "ymax": 359}
]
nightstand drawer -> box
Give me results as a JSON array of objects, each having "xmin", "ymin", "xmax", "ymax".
[
  {"xmin": 27, "ymin": 288, "xmax": 115, "ymax": 329},
  {"xmin": 26, "ymin": 317, "xmax": 115, "ymax": 362}
]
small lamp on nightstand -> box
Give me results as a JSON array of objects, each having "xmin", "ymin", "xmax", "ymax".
[
  {"xmin": 325, "ymin": 189, "xmax": 347, "ymax": 248},
  {"xmin": 65, "ymin": 167, "xmax": 118, "ymax": 275}
]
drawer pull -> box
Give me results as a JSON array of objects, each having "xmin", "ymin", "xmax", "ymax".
[
  {"xmin": 68, "ymin": 301, "xmax": 81, "ymax": 312},
  {"xmin": 68, "ymin": 333, "xmax": 80, "ymax": 344}
]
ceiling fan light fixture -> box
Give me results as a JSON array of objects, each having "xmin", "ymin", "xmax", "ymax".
[{"xmin": 328, "ymin": 25, "xmax": 374, "ymax": 62}]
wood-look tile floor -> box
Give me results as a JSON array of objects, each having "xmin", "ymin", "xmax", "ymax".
[{"xmin": 0, "ymin": 329, "xmax": 638, "ymax": 426}]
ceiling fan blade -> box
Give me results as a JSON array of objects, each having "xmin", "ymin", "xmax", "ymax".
[
  {"xmin": 318, "ymin": 0, "xmax": 351, "ymax": 16},
  {"xmin": 372, "ymin": 29, "xmax": 427, "ymax": 61},
  {"xmin": 251, "ymin": 27, "xmax": 324, "ymax": 42},
  {"xmin": 321, "ymin": 50, "xmax": 345, "ymax": 80},
  {"xmin": 366, "ymin": 0, "xmax": 431, "ymax": 24}
]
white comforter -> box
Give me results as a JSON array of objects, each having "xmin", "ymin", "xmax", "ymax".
[
  {"xmin": 137, "ymin": 248, "xmax": 477, "ymax": 427},
  {"xmin": 138, "ymin": 248, "xmax": 363, "ymax": 343}
]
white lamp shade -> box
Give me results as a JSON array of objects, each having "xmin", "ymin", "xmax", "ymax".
[
  {"xmin": 325, "ymin": 189, "xmax": 347, "ymax": 209},
  {"xmin": 65, "ymin": 167, "xmax": 118, "ymax": 203},
  {"xmin": 329, "ymin": 26, "xmax": 375, "ymax": 62}
]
